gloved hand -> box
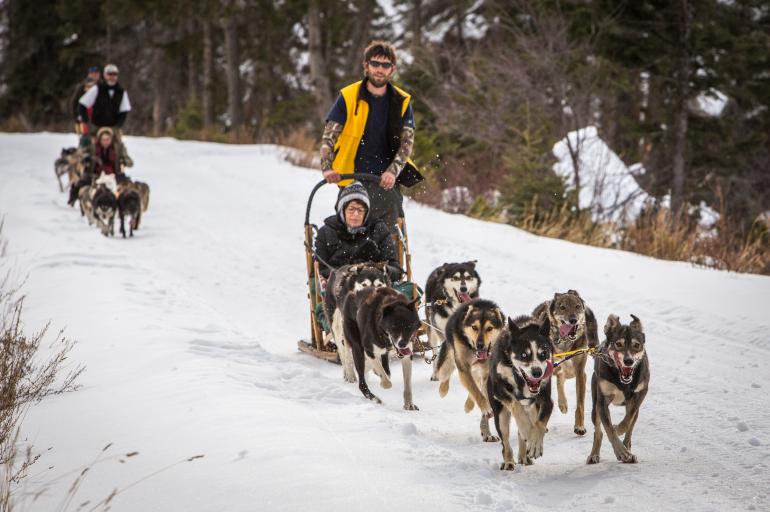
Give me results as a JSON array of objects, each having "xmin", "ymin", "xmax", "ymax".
[{"xmin": 352, "ymin": 239, "xmax": 379, "ymax": 262}]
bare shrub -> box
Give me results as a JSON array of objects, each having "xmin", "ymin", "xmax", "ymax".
[{"xmin": 0, "ymin": 223, "xmax": 84, "ymax": 510}]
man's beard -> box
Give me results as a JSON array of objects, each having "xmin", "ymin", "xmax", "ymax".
[{"xmin": 367, "ymin": 72, "xmax": 389, "ymax": 88}]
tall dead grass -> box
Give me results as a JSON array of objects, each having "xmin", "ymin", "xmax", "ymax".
[{"xmin": 513, "ymin": 202, "xmax": 769, "ymax": 275}]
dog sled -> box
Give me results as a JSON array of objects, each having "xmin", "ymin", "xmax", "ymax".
[{"xmin": 298, "ymin": 173, "xmax": 424, "ymax": 363}]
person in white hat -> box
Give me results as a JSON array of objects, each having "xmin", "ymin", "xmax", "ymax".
[{"xmin": 77, "ymin": 63, "xmax": 133, "ymax": 167}]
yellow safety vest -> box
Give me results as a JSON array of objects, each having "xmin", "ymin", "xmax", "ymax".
[{"xmin": 332, "ymin": 80, "xmax": 417, "ymax": 187}]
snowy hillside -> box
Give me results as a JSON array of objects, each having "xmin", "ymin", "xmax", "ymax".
[{"xmin": 1, "ymin": 132, "xmax": 769, "ymax": 512}]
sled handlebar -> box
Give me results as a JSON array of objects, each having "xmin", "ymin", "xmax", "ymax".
[{"xmin": 304, "ymin": 173, "xmax": 381, "ymax": 226}]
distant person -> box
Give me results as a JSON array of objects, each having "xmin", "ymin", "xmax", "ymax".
[
  {"xmin": 70, "ymin": 66, "xmax": 100, "ymax": 133},
  {"xmin": 314, "ymin": 181, "xmax": 402, "ymax": 282},
  {"xmin": 318, "ymin": 40, "xmax": 423, "ymax": 231},
  {"xmin": 68, "ymin": 127, "xmax": 123, "ymax": 206},
  {"xmin": 78, "ymin": 64, "xmax": 133, "ymax": 167}
]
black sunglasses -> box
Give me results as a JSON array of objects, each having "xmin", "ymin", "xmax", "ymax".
[
  {"xmin": 368, "ymin": 60, "xmax": 393, "ymax": 70},
  {"xmin": 105, "ymin": 72, "xmax": 118, "ymax": 76}
]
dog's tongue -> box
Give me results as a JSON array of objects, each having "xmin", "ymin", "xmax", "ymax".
[
  {"xmin": 476, "ymin": 350, "xmax": 489, "ymax": 361},
  {"xmin": 620, "ymin": 365, "xmax": 633, "ymax": 379},
  {"xmin": 398, "ymin": 347, "xmax": 412, "ymax": 357},
  {"xmin": 456, "ymin": 291, "xmax": 472, "ymax": 303},
  {"xmin": 559, "ymin": 323, "xmax": 576, "ymax": 338}
]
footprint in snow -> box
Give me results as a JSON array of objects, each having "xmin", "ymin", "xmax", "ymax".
[
  {"xmin": 748, "ymin": 438, "xmax": 760, "ymax": 447},
  {"xmin": 737, "ymin": 422, "xmax": 749, "ymax": 432}
]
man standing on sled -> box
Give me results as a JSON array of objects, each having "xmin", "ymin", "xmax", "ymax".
[{"xmin": 319, "ymin": 40, "xmax": 422, "ymax": 231}]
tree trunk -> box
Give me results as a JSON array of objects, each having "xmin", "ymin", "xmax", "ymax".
[
  {"xmin": 222, "ymin": 13, "xmax": 242, "ymax": 133},
  {"xmin": 202, "ymin": 18, "xmax": 214, "ymax": 128},
  {"xmin": 151, "ymin": 47, "xmax": 167, "ymax": 136},
  {"xmin": 187, "ymin": 17, "xmax": 198, "ymax": 102},
  {"xmin": 345, "ymin": 0, "xmax": 375, "ymax": 79},
  {"xmin": 671, "ymin": 0, "xmax": 691, "ymax": 213},
  {"xmin": 410, "ymin": 0, "xmax": 423, "ymax": 52},
  {"xmin": 308, "ymin": 0, "xmax": 332, "ymax": 123}
]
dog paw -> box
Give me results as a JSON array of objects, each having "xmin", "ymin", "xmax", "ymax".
[
  {"xmin": 526, "ymin": 439, "xmax": 544, "ymax": 460},
  {"xmin": 380, "ymin": 379, "xmax": 392, "ymax": 389},
  {"xmin": 429, "ymin": 375, "xmax": 439, "ymax": 382},
  {"xmin": 463, "ymin": 397, "xmax": 475, "ymax": 413},
  {"xmin": 500, "ymin": 462, "xmax": 516, "ymax": 471},
  {"xmin": 586, "ymin": 454, "xmax": 600, "ymax": 464},
  {"xmin": 517, "ymin": 454, "xmax": 534, "ymax": 466},
  {"xmin": 574, "ymin": 425, "xmax": 587, "ymax": 436},
  {"xmin": 620, "ymin": 452, "xmax": 638, "ymax": 463},
  {"xmin": 403, "ymin": 403, "xmax": 419, "ymax": 411},
  {"xmin": 558, "ymin": 400, "xmax": 568, "ymax": 414},
  {"xmin": 343, "ymin": 374, "xmax": 357, "ymax": 384},
  {"xmin": 482, "ymin": 433, "xmax": 499, "ymax": 443}
]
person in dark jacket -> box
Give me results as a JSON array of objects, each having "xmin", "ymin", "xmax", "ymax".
[
  {"xmin": 315, "ymin": 181, "xmax": 402, "ymax": 281},
  {"xmin": 70, "ymin": 66, "xmax": 100, "ymax": 128}
]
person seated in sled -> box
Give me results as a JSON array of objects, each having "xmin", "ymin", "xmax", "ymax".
[
  {"xmin": 68, "ymin": 127, "xmax": 124, "ymax": 205},
  {"xmin": 315, "ymin": 181, "xmax": 402, "ymax": 283}
]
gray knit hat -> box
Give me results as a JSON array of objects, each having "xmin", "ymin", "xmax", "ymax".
[{"xmin": 336, "ymin": 181, "xmax": 370, "ymax": 223}]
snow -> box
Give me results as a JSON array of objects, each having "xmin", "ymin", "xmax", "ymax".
[
  {"xmin": 553, "ymin": 126, "xmax": 650, "ymax": 222},
  {"xmin": 694, "ymin": 89, "xmax": 729, "ymax": 117},
  {"xmin": 1, "ymin": 132, "xmax": 769, "ymax": 511}
]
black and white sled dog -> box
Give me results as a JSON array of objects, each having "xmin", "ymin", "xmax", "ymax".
[
  {"xmin": 587, "ymin": 314, "xmax": 649, "ymax": 464},
  {"xmin": 435, "ymin": 299, "xmax": 505, "ymax": 441},
  {"xmin": 324, "ymin": 262, "xmax": 391, "ymax": 381},
  {"xmin": 340, "ymin": 286, "xmax": 421, "ymax": 409},
  {"xmin": 424, "ymin": 261, "xmax": 481, "ymax": 379},
  {"xmin": 488, "ymin": 316, "xmax": 554, "ymax": 470},
  {"xmin": 532, "ymin": 289, "xmax": 599, "ymax": 435},
  {"xmin": 91, "ymin": 185, "xmax": 116, "ymax": 237}
]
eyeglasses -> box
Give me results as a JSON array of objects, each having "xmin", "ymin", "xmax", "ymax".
[
  {"xmin": 368, "ymin": 60, "xmax": 393, "ymax": 70},
  {"xmin": 345, "ymin": 206, "xmax": 367, "ymax": 215},
  {"xmin": 105, "ymin": 72, "xmax": 118, "ymax": 77}
]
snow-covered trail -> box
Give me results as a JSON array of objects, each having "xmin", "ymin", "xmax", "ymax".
[{"xmin": 1, "ymin": 133, "xmax": 768, "ymax": 512}]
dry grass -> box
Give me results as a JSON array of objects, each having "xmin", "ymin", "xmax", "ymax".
[
  {"xmin": 0, "ymin": 223, "xmax": 84, "ymax": 511},
  {"xmin": 511, "ymin": 202, "xmax": 769, "ymax": 276},
  {"xmin": 271, "ymin": 128, "xmax": 319, "ymax": 169}
]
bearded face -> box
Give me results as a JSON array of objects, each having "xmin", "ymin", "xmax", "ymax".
[{"xmin": 364, "ymin": 57, "xmax": 395, "ymax": 88}]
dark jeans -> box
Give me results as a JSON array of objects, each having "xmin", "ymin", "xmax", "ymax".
[{"xmin": 362, "ymin": 180, "xmax": 403, "ymax": 233}]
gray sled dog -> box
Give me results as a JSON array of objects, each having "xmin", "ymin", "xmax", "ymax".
[
  {"xmin": 488, "ymin": 315, "xmax": 554, "ymax": 470},
  {"xmin": 78, "ymin": 183, "xmax": 94, "ymax": 225},
  {"xmin": 532, "ymin": 289, "xmax": 599, "ymax": 435},
  {"xmin": 424, "ymin": 261, "xmax": 481, "ymax": 379},
  {"xmin": 54, "ymin": 147, "xmax": 77, "ymax": 192},
  {"xmin": 587, "ymin": 314, "xmax": 649, "ymax": 464},
  {"xmin": 435, "ymin": 299, "xmax": 505, "ymax": 441},
  {"xmin": 324, "ymin": 262, "xmax": 391, "ymax": 380},
  {"xmin": 340, "ymin": 286, "xmax": 421, "ymax": 409}
]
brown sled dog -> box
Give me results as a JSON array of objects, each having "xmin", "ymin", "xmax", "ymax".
[
  {"xmin": 435, "ymin": 299, "xmax": 505, "ymax": 442},
  {"xmin": 532, "ymin": 290, "xmax": 599, "ymax": 435}
]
